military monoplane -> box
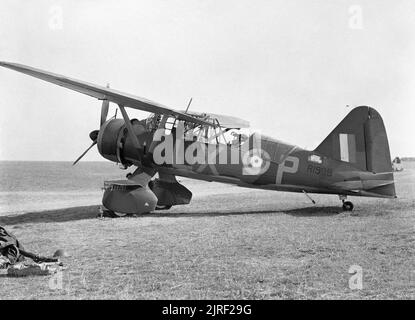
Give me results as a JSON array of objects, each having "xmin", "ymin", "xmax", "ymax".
[{"xmin": 0, "ymin": 62, "xmax": 396, "ymax": 215}]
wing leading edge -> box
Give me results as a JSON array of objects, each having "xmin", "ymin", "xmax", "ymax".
[{"xmin": 0, "ymin": 61, "xmax": 214, "ymax": 127}]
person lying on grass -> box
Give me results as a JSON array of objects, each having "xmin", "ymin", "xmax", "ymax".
[{"xmin": 0, "ymin": 226, "xmax": 58, "ymax": 269}]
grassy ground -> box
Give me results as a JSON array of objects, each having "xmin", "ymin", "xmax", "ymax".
[{"xmin": 0, "ymin": 163, "xmax": 414, "ymax": 299}]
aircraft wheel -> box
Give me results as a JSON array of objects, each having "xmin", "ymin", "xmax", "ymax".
[
  {"xmin": 342, "ymin": 201, "xmax": 354, "ymax": 211},
  {"xmin": 155, "ymin": 205, "xmax": 172, "ymax": 211},
  {"xmin": 109, "ymin": 211, "xmax": 128, "ymax": 218}
]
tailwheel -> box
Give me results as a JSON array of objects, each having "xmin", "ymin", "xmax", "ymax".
[
  {"xmin": 339, "ymin": 195, "xmax": 354, "ymax": 211},
  {"xmin": 342, "ymin": 201, "xmax": 354, "ymax": 211},
  {"xmin": 155, "ymin": 204, "xmax": 172, "ymax": 211}
]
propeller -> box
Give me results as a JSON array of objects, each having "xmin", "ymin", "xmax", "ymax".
[
  {"xmin": 72, "ymin": 84, "xmax": 110, "ymax": 166},
  {"xmin": 73, "ymin": 83, "xmax": 145, "ymax": 166},
  {"xmin": 72, "ymin": 140, "xmax": 97, "ymax": 166},
  {"xmin": 72, "ymin": 128, "xmax": 100, "ymax": 166}
]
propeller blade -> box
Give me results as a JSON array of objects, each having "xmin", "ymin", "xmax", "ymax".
[
  {"xmin": 100, "ymin": 83, "xmax": 110, "ymax": 126},
  {"xmin": 72, "ymin": 140, "xmax": 97, "ymax": 166}
]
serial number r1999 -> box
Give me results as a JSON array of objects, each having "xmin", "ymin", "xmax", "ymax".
[{"xmin": 307, "ymin": 164, "xmax": 333, "ymax": 177}]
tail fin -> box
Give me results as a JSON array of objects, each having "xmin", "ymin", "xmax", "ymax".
[
  {"xmin": 315, "ymin": 106, "xmax": 393, "ymax": 173},
  {"xmin": 315, "ymin": 106, "xmax": 396, "ymax": 198}
]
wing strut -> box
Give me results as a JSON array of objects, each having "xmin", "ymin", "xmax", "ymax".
[{"xmin": 118, "ymin": 104, "xmax": 144, "ymax": 162}]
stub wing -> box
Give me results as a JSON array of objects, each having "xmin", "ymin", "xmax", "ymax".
[{"xmin": 0, "ymin": 61, "xmax": 214, "ymax": 127}]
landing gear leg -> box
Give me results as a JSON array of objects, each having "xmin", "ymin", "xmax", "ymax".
[{"xmin": 339, "ymin": 195, "xmax": 354, "ymax": 211}]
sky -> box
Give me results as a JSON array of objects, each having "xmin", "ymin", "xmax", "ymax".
[{"xmin": 0, "ymin": 0, "xmax": 414, "ymax": 161}]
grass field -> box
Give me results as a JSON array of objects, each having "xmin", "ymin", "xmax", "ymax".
[{"xmin": 0, "ymin": 163, "xmax": 414, "ymax": 299}]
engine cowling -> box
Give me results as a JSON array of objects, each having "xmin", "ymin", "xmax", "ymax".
[
  {"xmin": 97, "ymin": 118, "xmax": 124, "ymax": 163},
  {"xmin": 97, "ymin": 118, "xmax": 149, "ymax": 166}
]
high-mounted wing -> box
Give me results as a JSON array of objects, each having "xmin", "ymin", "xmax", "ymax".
[{"xmin": 0, "ymin": 61, "xmax": 214, "ymax": 127}]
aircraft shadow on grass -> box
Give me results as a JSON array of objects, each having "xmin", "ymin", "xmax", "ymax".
[
  {"xmin": 155, "ymin": 206, "xmax": 342, "ymax": 218},
  {"xmin": 0, "ymin": 205, "xmax": 100, "ymax": 226},
  {"xmin": 0, "ymin": 205, "xmax": 341, "ymax": 226}
]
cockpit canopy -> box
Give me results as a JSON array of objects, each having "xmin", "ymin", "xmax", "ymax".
[
  {"xmin": 183, "ymin": 111, "xmax": 250, "ymax": 129},
  {"xmin": 145, "ymin": 112, "xmax": 251, "ymax": 146}
]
